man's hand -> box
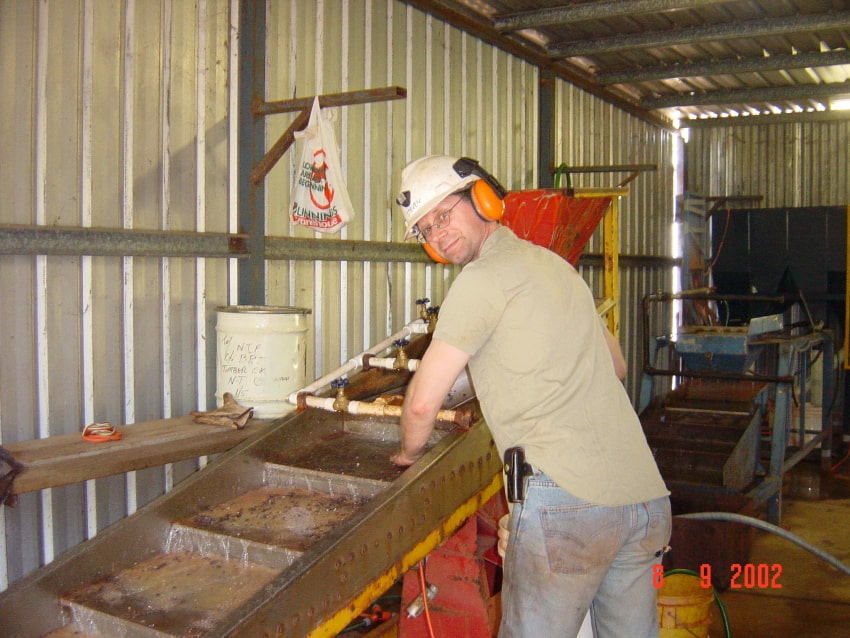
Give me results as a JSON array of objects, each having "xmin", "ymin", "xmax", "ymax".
[
  {"xmin": 390, "ymin": 450, "xmax": 422, "ymax": 467},
  {"xmin": 393, "ymin": 339, "xmax": 470, "ymax": 468},
  {"xmin": 497, "ymin": 514, "xmax": 510, "ymax": 558}
]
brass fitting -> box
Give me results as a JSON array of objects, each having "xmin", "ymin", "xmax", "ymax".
[
  {"xmin": 331, "ymin": 379, "xmax": 350, "ymax": 412},
  {"xmin": 393, "ymin": 340, "xmax": 410, "ymax": 370},
  {"xmin": 416, "ymin": 297, "xmax": 439, "ymax": 333}
]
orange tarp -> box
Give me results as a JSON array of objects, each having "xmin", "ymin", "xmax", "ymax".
[{"xmin": 501, "ymin": 190, "xmax": 612, "ymax": 266}]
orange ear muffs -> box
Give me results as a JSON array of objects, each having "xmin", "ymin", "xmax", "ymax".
[
  {"xmin": 423, "ymin": 241, "xmax": 450, "ymax": 264},
  {"xmin": 471, "ymin": 179, "xmax": 505, "ymax": 221}
]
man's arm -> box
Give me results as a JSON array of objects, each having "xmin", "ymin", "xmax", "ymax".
[
  {"xmin": 391, "ymin": 338, "xmax": 471, "ymax": 466},
  {"xmin": 603, "ymin": 325, "xmax": 627, "ymax": 381}
]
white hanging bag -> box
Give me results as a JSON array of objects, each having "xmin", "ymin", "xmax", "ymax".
[{"xmin": 289, "ymin": 97, "xmax": 355, "ymax": 233}]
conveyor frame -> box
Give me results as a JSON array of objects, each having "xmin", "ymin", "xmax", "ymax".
[{"xmin": 640, "ymin": 291, "xmax": 836, "ymax": 524}]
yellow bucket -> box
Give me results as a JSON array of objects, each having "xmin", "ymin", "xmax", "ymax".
[{"xmin": 657, "ymin": 573, "xmax": 714, "ymax": 638}]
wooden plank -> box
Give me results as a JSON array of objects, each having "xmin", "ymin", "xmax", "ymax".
[
  {"xmin": 1, "ymin": 343, "xmax": 429, "ymax": 496},
  {"xmin": 253, "ymin": 86, "xmax": 407, "ymax": 116},
  {"xmin": 4, "ymin": 416, "xmax": 275, "ymax": 495}
]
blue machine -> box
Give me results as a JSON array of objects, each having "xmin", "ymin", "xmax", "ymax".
[{"xmin": 640, "ymin": 291, "xmax": 835, "ymax": 525}]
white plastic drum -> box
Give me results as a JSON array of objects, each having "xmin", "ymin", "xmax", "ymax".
[{"xmin": 216, "ymin": 306, "xmax": 311, "ymax": 418}]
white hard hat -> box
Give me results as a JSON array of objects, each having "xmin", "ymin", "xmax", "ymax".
[{"xmin": 396, "ymin": 155, "xmax": 479, "ymax": 239}]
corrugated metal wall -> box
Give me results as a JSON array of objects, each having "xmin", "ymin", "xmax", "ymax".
[
  {"xmin": 0, "ymin": 0, "xmax": 235, "ymax": 588},
  {"xmin": 262, "ymin": 1, "xmax": 539, "ymax": 380},
  {"xmin": 685, "ymin": 121, "xmax": 850, "ymax": 208},
  {"xmin": 554, "ymin": 83, "xmax": 679, "ymax": 400},
  {"xmin": 0, "ymin": 0, "xmax": 675, "ymax": 590}
]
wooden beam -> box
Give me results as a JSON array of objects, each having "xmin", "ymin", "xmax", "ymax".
[
  {"xmin": 249, "ymin": 86, "xmax": 407, "ymax": 186},
  {"xmin": 254, "ymin": 86, "xmax": 407, "ymax": 117},
  {"xmin": 4, "ymin": 416, "xmax": 276, "ymax": 495},
  {"xmin": 248, "ymin": 107, "xmax": 311, "ymax": 185}
]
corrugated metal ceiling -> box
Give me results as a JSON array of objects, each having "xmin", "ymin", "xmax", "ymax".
[{"xmin": 403, "ymin": 0, "xmax": 850, "ymax": 127}]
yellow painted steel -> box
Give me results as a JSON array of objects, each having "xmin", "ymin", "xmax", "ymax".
[
  {"xmin": 575, "ymin": 188, "xmax": 628, "ymax": 337},
  {"xmin": 308, "ymin": 473, "xmax": 505, "ymax": 638}
]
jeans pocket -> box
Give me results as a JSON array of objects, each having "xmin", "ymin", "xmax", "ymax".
[
  {"xmin": 638, "ymin": 498, "xmax": 672, "ymax": 557},
  {"xmin": 539, "ymin": 504, "xmax": 623, "ymax": 574}
]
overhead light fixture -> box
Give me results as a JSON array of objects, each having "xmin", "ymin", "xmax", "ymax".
[{"xmin": 831, "ymin": 97, "xmax": 850, "ymax": 111}]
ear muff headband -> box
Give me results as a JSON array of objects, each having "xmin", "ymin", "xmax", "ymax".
[{"xmin": 452, "ymin": 157, "xmax": 506, "ymax": 221}]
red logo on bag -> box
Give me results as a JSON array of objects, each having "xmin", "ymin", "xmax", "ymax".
[{"xmin": 308, "ymin": 150, "xmax": 334, "ymax": 210}]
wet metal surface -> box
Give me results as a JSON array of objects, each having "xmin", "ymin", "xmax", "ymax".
[
  {"xmin": 2, "ymin": 386, "xmax": 501, "ymax": 637},
  {"xmin": 179, "ymin": 486, "xmax": 369, "ymax": 551},
  {"xmin": 266, "ymin": 430, "xmax": 407, "ymax": 483},
  {"xmin": 62, "ymin": 552, "xmax": 278, "ymax": 637}
]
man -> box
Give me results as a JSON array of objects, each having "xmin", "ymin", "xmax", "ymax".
[{"xmin": 391, "ymin": 155, "xmax": 671, "ymax": 638}]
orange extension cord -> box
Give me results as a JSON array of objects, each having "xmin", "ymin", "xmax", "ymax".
[
  {"xmin": 81, "ymin": 422, "xmax": 122, "ymax": 443},
  {"xmin": 417, "ymin": 559, "xmax": 437, "ymax": 638}
]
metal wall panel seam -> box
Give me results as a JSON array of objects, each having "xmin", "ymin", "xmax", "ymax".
[
  {"xmin": 424, "ymin": 14, "xmax": 433, "ymax": 154},
  {"xmin": 505, "ymin": 55, "xmax": 514, "ymax": 185},
  {"xmin": 313, "ymin": 0, "xmax": 326, "ymax": 378},
  {"xmin": 35, "ymin": 0, "xmax": 55, "ymax": 568},
  {"xmin": 196, "ymin": 0, "xmax": 210, "ymax": 470},
  {"xmin": 382, "ymin": 0, "xmax": 397, "ymax": 343},
  {"xmin": 286, "ymin": 1, "xmax": 299, "ymax": 314},
  {"xmin": 793, "ymin": 122, "xmax": 802, "ymax": 208},
  {"xmin": 339, "ymin": 0, "xmax": 350, "ymax": 365},
  {"xmin": 411, "ymin": 8, "xmax": 431, "ymax": 323},
  {"xmin": 122, "ymin": 0, "xmax": 139, "ymax": 512},
  {"xmin": 82, "ymin": 0, "xmax": 98, "ymax": 541},
  {"xmin": 402, "ymin": 3, "xmax": 415, "ymax": 326},
  {"xmin": 161, "ymin": 0, "xmax": 175, "ymax": 492},
  {"xmin": 474, "ymin": 37, "xmax": 484, "ymax": 161},
  {"xmin": 460, "ymin": 30, "xmax": 468, "ymax": 153},
  {"xmin": 490, "ymin": 45, "xmax": 500, "ymax": 181},
  {"xmin": 442, "ymin": 21, "xmax": 451, "ymax": 152},
  {"xmin": 362, "ymin": 2, "xmax": 374, "ymax": 352}
]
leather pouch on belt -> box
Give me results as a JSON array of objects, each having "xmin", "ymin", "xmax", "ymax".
[{"xmin": 504, "ymin": 446, "xmax": 532, "ymax": 503}]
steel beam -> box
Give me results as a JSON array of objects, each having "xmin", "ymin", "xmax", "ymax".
[
  {"xmin": 0, "ymin": 223, "xmax": 676, "ymax": 267},
  {"xmin": 0, "ymin": 225, "xmax": 428, "ymax": 263},
  {"xmin": 237, "ymin": 1, "xmax": 267, "ymax": 305},
  {"xmin": 643, "ymin": 81, "xmax": 850, "ymax": 109},
  {"xmin": 0, "ymin": 225, "xmax": 247, "ymax": 258},
  {"xmin": 538, "ymin": 70, "xmax": 556, "ymax": 189},
  {"xmin": 265, "ymin": 235, "xmax": 427, "ymax": 263},
  {"xmin": 682, "ymin": 109, "xmax": 850, "ymax": 127},
  {"xmin": 495, "ymin": 0, "xmax": 720, "ymax": 32},
  {"xmin": 548, "ymin": 11, "xmax": 850, "ymax": 58},
  {"xmin": 597, "ymin": 50, "xmax": 850, "ymax": 85}
]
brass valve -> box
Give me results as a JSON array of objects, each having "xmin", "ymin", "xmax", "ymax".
[
  {"xmin": 416, "ymin": 297, "xmax": 439, "ymax": 332},
  {"xmin": 331, "ymin": 378, "xmax": 350, "ymax": 412},
  {"xmin": 393, "ymin": 339, "xmax": 410, "ymax": 370}
]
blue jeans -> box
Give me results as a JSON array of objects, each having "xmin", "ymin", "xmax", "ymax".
[{"xmin": 498, "ymin": 472, "xmax": 671, "ymax": 638}]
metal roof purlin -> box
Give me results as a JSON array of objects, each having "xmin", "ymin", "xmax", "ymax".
[{"xmin": 547, "ymin": 12, "xmax": 850, "ymax": 58}]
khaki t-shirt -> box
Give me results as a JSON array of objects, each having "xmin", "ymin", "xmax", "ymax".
[{"xmin": 434, "ymin": 226, "xmax": 668, "ymax": 506}]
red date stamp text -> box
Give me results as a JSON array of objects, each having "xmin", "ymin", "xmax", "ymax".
[{"xmin": 652, "ymin": 563, "xmax": 783, "ymax": 589}]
